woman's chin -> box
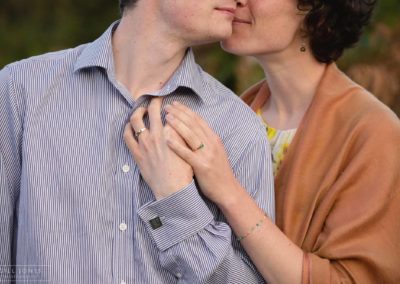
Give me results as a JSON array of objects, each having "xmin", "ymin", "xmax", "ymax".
[{"xmin": 221, "ymin": 40, "xmax": 249, "ymax": 56}]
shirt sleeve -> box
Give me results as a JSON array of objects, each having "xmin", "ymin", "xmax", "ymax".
[
  {"xmin": 138, "ymin": 132, "xmax": 274, "ymax": 283},
  {"xmin": 0, "ymin": 66, "xmax": 24, "ymax": 276}
]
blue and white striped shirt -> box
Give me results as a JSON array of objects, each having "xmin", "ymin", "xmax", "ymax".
[{"xmin": 0, "ymin": 22, "xmax": 275, "ymax": 284}]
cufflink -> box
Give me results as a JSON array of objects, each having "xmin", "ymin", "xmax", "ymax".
[{"xmin": 149, "ymin": 217, "xmax": 163, "ymax": 229}]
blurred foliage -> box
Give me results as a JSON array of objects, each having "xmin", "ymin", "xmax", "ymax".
[
  {"xmin": 0, "ymin": 0, "xmax": 399, "ymax": 114},
  {"xmin": 339, "ymin": 0, "xmax": 400, "ymax": 68},
  {"xmin": 0, "ymin": 0, "xmax": 120, "ymax": 67}
]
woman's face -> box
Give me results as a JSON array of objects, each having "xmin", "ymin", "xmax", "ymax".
[{"xmin": 221, "ymin": 0, "xmax": 305, "ymax": 57}]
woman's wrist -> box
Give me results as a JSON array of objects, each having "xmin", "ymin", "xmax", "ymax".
[{"xmin": 215, "ymin": 180, "xmax": 249, "ymax": 213}]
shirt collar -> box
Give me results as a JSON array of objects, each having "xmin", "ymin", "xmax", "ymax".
[
  {"xmin": 154, "ymin": 49, "xmax": 206, "ymax": 100},
  {"xmin": 74, "ymin": 21, "xmax": 208, "ymax": 101},
  {"xmin": 73, "ymin": 21, "xmax": 118, "ymax": 73}
]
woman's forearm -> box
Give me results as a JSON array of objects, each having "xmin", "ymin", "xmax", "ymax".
[
  {"xmin": 164, "ymin": 102, "xmax": 303, "ymax": 282},
  {"xmin": 217, "ymin": 182, "xmax": 303, "ymax": 284}
]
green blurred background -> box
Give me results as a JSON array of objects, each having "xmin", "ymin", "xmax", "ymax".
[{"xmin": 1, "ymin": 0, "xmax": 399, "ymax": 115}]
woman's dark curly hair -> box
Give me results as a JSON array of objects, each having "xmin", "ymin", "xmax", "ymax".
[
  {"xmin": 298, "ymin": 0, "xmax": 377, "ymax": 63},
  {"xmin": 119, "ymin": 0, "xmax": 138, "ymax": 14}
]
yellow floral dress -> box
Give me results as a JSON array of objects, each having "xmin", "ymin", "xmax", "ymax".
[{"xmin": 257, "ymin": 109, "xmax": 297, "ymax": 176}]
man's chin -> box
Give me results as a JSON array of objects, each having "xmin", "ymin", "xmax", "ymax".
[{"xmin": 190, "ymin": 32, "xmax": 233, "ymax": 47}]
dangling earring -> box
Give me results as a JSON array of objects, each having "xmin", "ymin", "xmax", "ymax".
[{"xmin": 300, "ymin": 42, "xmax": 306, "ymax": 52}]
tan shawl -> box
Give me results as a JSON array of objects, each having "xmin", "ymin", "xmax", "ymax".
[{"xmin": 241, "ymin": 64, "xmax": 400, "ymax": 283}]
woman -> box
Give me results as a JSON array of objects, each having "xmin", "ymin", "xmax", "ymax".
[{"xmin": 127, "ymin": 0, "xmax": 400, "ymax": 283}]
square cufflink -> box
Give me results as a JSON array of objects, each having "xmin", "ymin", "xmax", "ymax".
[{"xmin": 149, "ymin": 217, "xmax": 163, "ymax": 230}]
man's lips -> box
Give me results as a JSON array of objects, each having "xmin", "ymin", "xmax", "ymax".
[
  {"xmin": 233, "ymin": 17, "xmax": 252, "ymax": 24},
  {"xmin": 215, "ymin": 7, "xmax": 236, "ymax": 16}
]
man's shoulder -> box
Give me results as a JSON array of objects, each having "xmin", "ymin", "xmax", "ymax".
[
  {"xmin": 201, "ymin": 71, "xmax": 264, "ymax": 129},
  {"xmin": 194, "ymin": 71, "xmax": 268, "ymax": 161},
  {"xmin": 200, "ymin": 71, "xmax": 237, "ymax": 99},
  {"xmin": 4, "ymin": 44, "xmax": 88, "ymax": 79}
]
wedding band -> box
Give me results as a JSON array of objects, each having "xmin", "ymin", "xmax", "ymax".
[
  {"xmin": 135, "ymin": 127, "xmax": 147, "ymax": 138},
  {"xmin": 195, "ymin": 142, "xmax": 205, "ymax": 151}
]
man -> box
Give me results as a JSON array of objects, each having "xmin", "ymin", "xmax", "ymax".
[{"xmin": 0, "ymin": 0, "xmax": 274, "ymax": 283}]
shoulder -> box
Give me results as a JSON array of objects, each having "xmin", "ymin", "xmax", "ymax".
[
  {"xmin": 316, "ymin": 74, "xmax": 400, "ymax": 179},
  {"xmin": 0, "ymin": 44, "xmax": 89, "ymax": 116},
  {"xmin": 200, "ymin": 71, "xmax": 264, "ymax": 130},
  {"xmin": 240, "ymin": 80, "xmax": 266, "ymax": 108},
  {"xmin": 313, "ymin": 65, "xmax": 400, "ymax": 141},
  {"xmin": 333, "ymin": 78, "xmax": 400, "ymax": 139},
  {"xmin": 350, "ymin": 88, "xmax": 400, "ymax": 156},
  {"xmin": 196, "ymin": 71, "xmax": 269, "ymax": 163},
  {"xmin": 4, "ymin": 44, "xmax": 87, "ymax": 84},
  {"xmin": 197, "ymin": 66, "xmax": 267, "ymax": 127}
]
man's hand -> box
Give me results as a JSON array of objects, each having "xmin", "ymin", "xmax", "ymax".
[{"xmin": 123, "ymin": 97, "xmax": 193, "ymax": 200}]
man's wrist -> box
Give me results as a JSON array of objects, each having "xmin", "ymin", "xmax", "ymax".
[
  {"xmin": 137, "ymin": 180, "xmax": 214, "ymax": 251},
  {"xmin": 153, "ymin": 178, "xmax": 194, "ymax": 200}
]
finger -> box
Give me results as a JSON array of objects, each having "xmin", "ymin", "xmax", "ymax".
[
  {"xmin": 166, "ymin": 113, "xmax": 204, "ymax": 151},
  {"xmin": 164, "ymin": 124, "xmax": 187, "ymax": 146},
  {"xmin": 166, "ymin": 137, "xmax": 198, "ymax": 168},
  {"xmin": 148, "ymin": 97, "xmax": 163, "ymax": 133},
  {"xmin": 130, "ymin": 107, "xmax": 148, "ymax": 138},
  {"xmin": 164, "ymin": 103, "xmax": 206, "ymax": 139},
  {"xmin": 123, "ymin": 123, "xmax": 141, "ymax": 161},
  {"xmin": 172, "ymin": 102, "xmax": 211, "ymax": 131}
]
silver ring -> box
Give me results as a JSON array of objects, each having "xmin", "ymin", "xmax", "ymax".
[
  {"xmin": 135, "ymin": 127, "xmax": 147, "ymax": 138},
  {"xmin": 195, "ymin": 142, "xmax": 205, "ymax": 151}
]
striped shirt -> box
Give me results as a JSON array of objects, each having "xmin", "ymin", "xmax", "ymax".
[{"xmin": 0, "ymin": 22, "xmax": 275, "ymax": 284}]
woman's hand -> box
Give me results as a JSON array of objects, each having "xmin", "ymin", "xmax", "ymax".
[
  {"xmin": 164, "ymin": 101, "xmax": 242, "ymax": 207},
  {"xmin": 165, "ymin": 102, "xmax": 304, "ymax": 284},
  {"xmin": 123, "ymin": 97, "xmax": 193, "ymax": 200}
]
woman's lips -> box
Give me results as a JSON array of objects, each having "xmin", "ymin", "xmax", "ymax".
[{"xmin": 233, "ymin": 17, "xmax": 252, "ymax": 24}]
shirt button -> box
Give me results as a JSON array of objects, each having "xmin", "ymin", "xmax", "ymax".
[
  {"xmin": 119, "ymin": 223, "xmax": 127, "ymax": 232},
  {"xmin": 122, "ymin": 164, "xmax": 130, "ymax": 173},
  {"xmin": 120, "ymin": 281, "xmax": 126, "ymax": 284},
  {"xmin": 176, "ymin": 272, "xmax": 182, "ymax": 279}
]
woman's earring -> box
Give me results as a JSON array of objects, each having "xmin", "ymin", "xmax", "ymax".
[{"xmin": 300, "ymin": 42, "xmax": 306, "ymax": 52}]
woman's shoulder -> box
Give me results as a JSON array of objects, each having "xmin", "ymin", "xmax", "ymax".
[
  {"xmin": 317, "ymin": 64, "xmax": 400, "ymax": 137},
  {"xmin": 239, "ymin": 80, "xmax": 267, "ymax": 110},
  {"xmin": 340, "ymin": 82, "xmax": 399, "ymax": 136}
]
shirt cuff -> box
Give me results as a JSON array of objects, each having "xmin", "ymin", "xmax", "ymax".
[{"xmin": 137, "ymin": 180, "xmax": 214, "ymax": 251}]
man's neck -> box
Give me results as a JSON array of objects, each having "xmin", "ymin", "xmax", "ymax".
[{"xmin": 112, "ymin": 10, "xmax": 187, "ymax": 100}]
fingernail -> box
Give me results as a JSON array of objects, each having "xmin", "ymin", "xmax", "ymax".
[
  {"xmin": 166, "ymin": 114, "xmax": 174, "ymax": 121},
  {"xmin": 172, "ymin": 101, "xmax": 179, "ymax": 106},
  {"xmin": 164, "ymin": 104, "xmax": 171, "ymax": 111}
]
